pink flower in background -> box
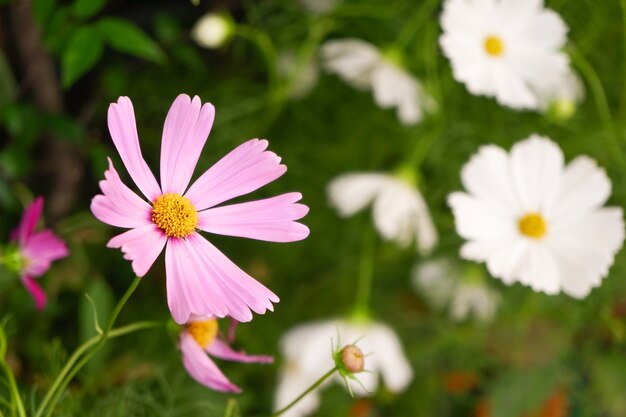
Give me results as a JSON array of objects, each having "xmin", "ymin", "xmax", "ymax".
[
  {"xmin": 180, "ymin": 317, "xmax": 273, "ymax": 393},
  {"xmin": 9, "ymin": 197, "xmax": 68, "ymax": 310},
  {"xmin": 91, "ymin": 94, "xmax": 309, "ymax": 324}
]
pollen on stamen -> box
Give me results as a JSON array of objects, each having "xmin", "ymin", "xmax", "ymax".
[
  {"xmin": 484, "ymin": 35, "xmax": 504, "ymax": 57},
  {"xmin": 518, "ymin": 213, "xmax": 547, "ymax": 239},
  {"xmin": 187, "ymin": 319, "xmax": 219, "ymax": 349},
  {"xmin": 151, "ymin": 193, "xmax": 198, "ymax": 238}
]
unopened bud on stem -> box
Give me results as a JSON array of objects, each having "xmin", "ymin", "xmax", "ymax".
[{"xmin": 339, "ymin": 345, "xmax": 364, "ymax": 373}]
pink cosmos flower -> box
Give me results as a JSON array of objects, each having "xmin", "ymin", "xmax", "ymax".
[
  {"xmin": 9, "ymin": 197, "xmax": 68, "ymax": 310},
  {"xmin": 90, "ymin": 94, "xmax": 309, "ymax": 324},
  {"xmin": 180, "ymin": 316, "xmax": 273, "ymax": 393}
]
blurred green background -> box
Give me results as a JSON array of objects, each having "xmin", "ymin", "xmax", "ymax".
[{"xmin": 2, "ymin": 0, "xmax": 626, "ymax": 416}]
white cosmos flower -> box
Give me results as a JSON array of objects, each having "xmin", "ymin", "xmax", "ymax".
[
  {"xmin": 275, "ymin": 319, "xmax": 413, "ymax": 417},
  {"xmin": 439, "ymin": 0, "xmax": 570, "ymax": 110},
  {"xmin": 448, "ymin": 135, "xmax": 625, "ymax": 298},
  {"xmin": 328, "ymin": 172, "xmax": 438, "ymax": 255},
  {"xmin": 412, "ymin": 259, "xmax": 500, "ymax": 322},
  {"xmin": 321, "ymin": 39, "xmax": 435, "ymax": 125},
  {"xmin": 299, "ymin": 0, "xmax": 338, "ymax": 14},
  {"xmin": 191, "ymin": 13, "xmax": 234, "ymax": 49},
  {"xmin": 278, "ymin": 51, "xmax": 320, "ymax": 100},
  {"xmin": 538, "ymin": 68, "xmax": 584, "ymax": 120}
]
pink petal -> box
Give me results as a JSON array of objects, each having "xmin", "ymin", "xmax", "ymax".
[
  {"xmin": 197, "ymin": 192, "xmax": 310, "ymax": 242},
  {"xmin": 91, "ymin": 158, "xmax": 153, "ymax": 228},
  {"xmin": 22, "ymin": 230, "xmax": 68, "ymax": 277},
  {"xmin": 107, "ymin": 224, "xmax": 167, "ymax": 277},
  {"xmin": 22, "ymin": 276, "xmax": 47, "ymax": 310},
  {"xmin": 207, "ymin": 339, "xmax": 274, "ymax": 364},
  {"xmin": 180, "ymin": 332, "xmax": 242, "ymax": 393},
  {"xmin": 160, "ymin": 94, "xmax": 215, "ymax": 194},
  {"xmin": 165, "ymin": 238, "xmax": 230, "ymax": 325},
  {"xmin": 108, "ymin": 97, "xmax": 161, "ymax": 201},
  {"xmin": 184, "ymin": 139, "xmax": 287, "ymax": 211},
  {"xmin": 165, "ymin": 233, "xmax": 279, "ymax": 325},
  {"xmin": 12, "ymin": 197, "xmax": 43, "ymax": 246}
]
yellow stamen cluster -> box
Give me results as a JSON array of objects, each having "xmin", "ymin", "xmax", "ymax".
[
  {"xmin": 518, "ymin": 213, "xmax": 547, "ymax": 239},
  {"xmin": 484, "ymin": 35, "xmax": 504, "ymax": 57},
  {"xmin": 187, "ymin": 319, "xmax": 219, "ymax": 349},
  {"xmin": 151, "ymin": 193, "xmax": 198, "ymax": 238}
]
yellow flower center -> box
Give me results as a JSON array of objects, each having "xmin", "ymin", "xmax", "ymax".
[
  {"xmin": 151, "ymin": 193, "xmax": 198, "ymax": 238},
  {"xmin": 518, "ymin": 213, "xmax": 547, "ymax": 239},
  {"xmin": 484, "ymin": 35, "xmax": 504, "ymax": 57},
  {"xmin": 186, "ymin": 319, "xmax": 219, "ymax": 349}
]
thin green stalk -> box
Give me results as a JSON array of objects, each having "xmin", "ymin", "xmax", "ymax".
[
  {"xmin": 394, "ymin": 0, "xmax": 440, "ymax": 50},
  {"xmin": 620, "ymin": 0, "xmax": 626, "ymax": 113},
  {"xmin": 235, "ymin": 25, "xmax": 279, "ymax": 92},
  {"xmin": 568, "ymin": 45, "xmax": 625, "ymax": 164},
  {"xmin": 354, "ymin": 228, "xmax": 375, "ymax": 316},
  {"xmin": 270, "ymin": 367, "xmax": 337, "ymax": 417},
  {"xmin": 41, "ymin": 322, "xmax": 159, "ymax": 417},
  {"xmin": 1, "ymin": 361, "xmax": 26, "ymax": 417},
  {"xmin": 35, "ymin": 277, "xmax": 143, "ymax": 417}
]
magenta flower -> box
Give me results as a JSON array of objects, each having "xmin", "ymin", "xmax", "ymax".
[
  {"xmin": 181, "ymin": 316, "xmax": 273, "ymax": 393},
  {"xmin": 7, "ymin": 197, "xmax": 68, "ymax": 310},
  {"xmin": 91, "ymin": 94, "xmax": 309, "ymax": 324}
]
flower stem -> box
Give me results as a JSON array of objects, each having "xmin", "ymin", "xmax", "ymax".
[
  {"xmin": 353, "ymin": 228, "xmax": 375, "ymax": 316},
  {"xmin": 235, "ymin": 25, "xmax": 279, "ymax": 94},
  {"xmin": 1, "ymin": 360, "xmax": 26, "ymax": 417},
  {"xmin": 34, "ymin": 277, "xmax": 145, "ymax": 417},
  {"xmin": 568, "ymin": 45, "xmax": 625, "ymax": 164},
  {"xmin": 394, "ymin": 0, "xmax": 440, "ymax": 50},
  {"xmin": 270, "ymin": 367, "xmax": 338, "ymax": 417}
]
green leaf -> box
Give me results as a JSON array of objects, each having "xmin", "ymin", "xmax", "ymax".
[
  {"xmin": 61, "ymin": 25, "xmax": 104, "ymax": 87},
  {"xmin": 98, "ymin": 18, "xmax": 164, "ymax": 63},
  {"xmin": 488, "ymin": 365, "xmax": 561, "ymax": 417},
  {"xmin": 72, "ymin": 0, "xmax": 106, "ymax": 19}
]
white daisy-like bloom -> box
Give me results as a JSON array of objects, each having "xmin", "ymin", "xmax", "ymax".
[
  {"xmin": 448, "ymin": 135, "xmax": 625, "ymax": 298},
  {"xmin": 439, "ymin": 0, "xmax": 570, "ymax": 110},
  {"xmin": 412, "ymin": 259, "xmax": 500, "ymax": 322},
  {"xmin": 191, "ymin": 13, "xmax": 234, "ymax": 49},
  {"xmin": 328, "ymin": 172, "xmax": 438, "ymax": 255},
  {"xmin": 299, "ymin": 0, "xmax": 338, "ymax": 14},
  {"xmin": 278, "ymin": 51, "xmax": 320, "ymax": 100},
  {"xmin": 275, "ymin": 319, "xmax": 413, "ymax": 417},
  {"xmin": 321, "ymin": 39, "xmax": 436, "ymax": 125},
  {"xmin": 538, "ymin": 68, "xmax": 584, "ymax": 120}
]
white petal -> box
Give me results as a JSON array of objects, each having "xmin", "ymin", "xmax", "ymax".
[
  {"xmin": 327, "ymin": 173, "xmax": 389, "ymax": 217},
  {"xmin": 459, "ymin": 144, "xmax": 520, "ymax": 214},
  {"xmin": 546, "ymin": 156, "xmax": 611, "ymax": 221},
  {"xmin": 367, "ymin": 323, "xmax": 413, "ymax": 392},
  {"xmin": 320, "ymin": 39, "xmax": 380, "ymax": 90},
  {"xmin": 411, "ymin": 259, "xmax": 457, "ymax": 309},
  {"xmin": 509, "ymin": 135, "xmax": 564, "ymax": 212},
  {"xmin": 373, "ymin": 180, "xmax": 438, "ymax": 253},
  {"xmin": 448, "ymin": 192, "xmax": 517, "ymax": 241}
]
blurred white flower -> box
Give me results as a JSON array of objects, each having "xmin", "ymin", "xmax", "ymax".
[
  {"xmin": 449, "ymin": 283, "xmax": 500, "ymax": 322},
  {"xmin": 278, "ymin": 51, "xmax": 320, "ymax": 100},
  {"xmin": 448, "ymin": 135, "xmax": 625, "ymax": 298},
  {"xmin": 328, "ymin": 172, "xmax": 438, "ymax": 254},
  {"xmin": 191, "ymin": 13, "xmax": 234, "ymax": 49},
  {"xmin": 439, "ymin": 0, "xmax": 570, "ymax": 110},
  {"xmin": 299, "ymin": 0, "xmax": 338, "ymax": 14},
  {"xmin": 538, "ymin": 68, "xmax": 585, "ymax": 120},
  {"xmin": 321, "ymin": 39, "xmax": 435, "ymax": 125},
  {"xmin": 275, "ymin": 319, "xmax": 413, "ymax": 417},
  {"xmin": 412, "ymin": 259, "xmax": 500, "ymax": 322}
]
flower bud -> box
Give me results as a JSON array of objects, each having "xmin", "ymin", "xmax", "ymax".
[
  {"xmin": 339, "ymin": 344, "xmax": 364, "ymax": 373},
  {"xmin": 191, "ymin": 13, "xmax": 234, "ymax": 49}
]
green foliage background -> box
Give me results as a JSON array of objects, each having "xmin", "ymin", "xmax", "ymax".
[{"xmin": 2, "ymin": 0, "xmax": 626, "ymax": 416}]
